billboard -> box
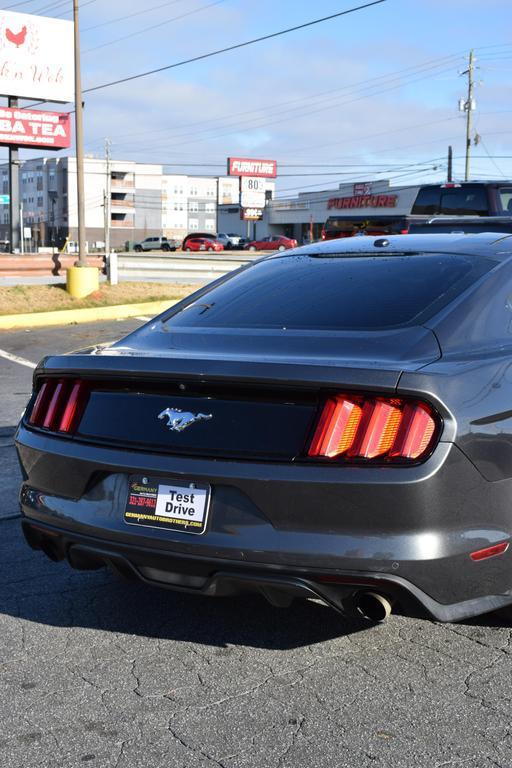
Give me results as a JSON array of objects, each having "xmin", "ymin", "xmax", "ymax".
[
  {"xmin": 0, "ymin": 107, "xmax": 70, "ymax": 149},
  {"xmin": 228, "ymin": 157, "xmax": 277, "ymax": 178},
  {"xmin": 0, "ymin": 11, "xmax": 74, "ymax": 102},
  {"xmin": 240, "ymin": 176, "xmax": 266, "ymax": 208},
  {"xmin": 241, "ymin": 207, "xmax": 263, "ymax": 220}
]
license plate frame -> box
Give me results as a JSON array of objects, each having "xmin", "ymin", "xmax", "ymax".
[{"xmin": 124, "ymin": 475, "xmax": 211, "ymax": 535}]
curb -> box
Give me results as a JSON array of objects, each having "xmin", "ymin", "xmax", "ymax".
[{"xmin": 0, "ymin": 299, "xmax": 177, "ymax": 330}]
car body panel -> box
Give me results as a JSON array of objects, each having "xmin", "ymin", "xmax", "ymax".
[{"xmin": 15, "ymin": 233, "xmax": 512, "ymax": 622}]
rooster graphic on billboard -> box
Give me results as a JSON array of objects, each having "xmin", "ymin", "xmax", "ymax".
[{"xmin": 0, "ymin": 11, "xmax": 73, "ymax": 102}]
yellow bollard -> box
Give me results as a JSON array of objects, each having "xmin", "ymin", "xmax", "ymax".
[{"xmin": 66, "ymin": 266, "xmax": 99, "ymax": 298}]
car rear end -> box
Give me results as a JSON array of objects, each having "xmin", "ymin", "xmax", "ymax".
[{"xmin": 15, "ymin": 237, "xmax": 512, "ymax": 622}]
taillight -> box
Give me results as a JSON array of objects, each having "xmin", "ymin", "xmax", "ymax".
[
  {"xmin": 308, "ymin": 395, "xmax": 440, "ymax": 464},
  {"xmin": 321, "ymin": 228, "xmax": 326, "ymax": 240},
  {"xmin": 28, "ymin": 379, "xmax": 88, "ymax": 434}
]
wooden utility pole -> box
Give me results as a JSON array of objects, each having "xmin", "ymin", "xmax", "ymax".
[
  {"xmin": 447, "ymin": 145, "xmax": 453, "ymax": 182},
  {"xmin": 73, "ymin": 0, "xmax": 87, "ymax": 265},
  {"xmin": 464, "ymin": 50, "xmax": 475, "ymax": 182}
]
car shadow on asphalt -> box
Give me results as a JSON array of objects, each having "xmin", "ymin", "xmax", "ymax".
[{"xmin": 1, "ymin": 520, "xmax": 373, "ymax": 650}]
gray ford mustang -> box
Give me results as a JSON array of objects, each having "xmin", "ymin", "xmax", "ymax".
[{"xmin": 15, "ymin": 233, "xmax": 512, "ymax": 623}]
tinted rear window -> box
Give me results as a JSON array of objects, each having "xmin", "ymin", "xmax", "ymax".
[
  {"xmin": 165, "ymin": 253, "xmax": 495, "ymax": 331},
  {"xmin": 412, "ymin": 185, "xmax": 489, "ymax": 216}
]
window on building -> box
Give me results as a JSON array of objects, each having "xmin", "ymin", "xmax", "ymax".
[
  {"xmin": 37, "ymin": 196, "xmax": 43, "ymax": 208},
  {"xmin": 205, "ymin": 203, "xmax": 215, "ymax": 213},
  {"xmin": 189, "ymin": 218, "xmax": 199, "ymax": 230},
  {"xmin": 2, "ymin": 181, "xmax": 7, "ymax": 194},
  {"xmin": 205, "ymin": 219, "xmax": 215, "ymax": 230},
  {"xmin": 189, "ymin": 201, "xmax": 199, "ymax": 212}
]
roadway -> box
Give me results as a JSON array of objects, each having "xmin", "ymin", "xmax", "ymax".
[{"xmin": 1, "ymin": 319, "xmax": 512, "ymax": 767}]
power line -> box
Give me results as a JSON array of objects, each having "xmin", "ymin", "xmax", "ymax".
[
  {"xmin": 83, "ymin": 50, "xmax": 463, "ymax": 151},
  {"xmin": 83, "ymin": 0, "xmax": 228, "ymax": 54},
  {"xmin": 83, "ymin": 0, "xmax": 186, "ymax": 32},
  {"xmin": 83, "ymin": 1, "xmax": 387, "ymax": 94},
  {"xmin": 107, "ymin": 57, "xmax": 463, "ymax": 152}
]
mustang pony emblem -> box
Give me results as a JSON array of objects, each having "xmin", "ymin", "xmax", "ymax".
[{"xmin": 158, "ymin": 408, "xmax": 213, "ymax": 433}]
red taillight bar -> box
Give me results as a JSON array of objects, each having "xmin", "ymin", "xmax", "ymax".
[
  {"xmin": 58, "ymin": 381, "xmax": 87, "ymax": 433},
  {"xmin": 28, "ymin": 379, "xmax": 88, "ymax": 434},
  {"xmin": 308, "ymin": 394, "xmax": 440, "ymax": 463}
]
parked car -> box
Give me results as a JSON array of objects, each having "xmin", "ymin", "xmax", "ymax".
[
  {"xmin": 216, "ymin": 233, "xmax": 244, "ymax": 249},
  {"xmin": 182, "ymin": 232, "xmax": 216, "ymax": 250},
  {"xmin": 215, "ymin": 233, "xmax": 231, "ymax": 249},
  {"xmin": 134, "ymin": 236, "xmax": 178, "ymax": 252},
  {"xmin": 227, "ymin": 233, "xmax": 244, "ymax": 249},
  {"xmin": 17, "ymin": 233, "xmax": 512, "ymax": 625},
  {"xmin": 244, "ymin": 235, "xmax": 298, "ymax": 251},
  {"xmin": 184, "ymin": 237, "xmax": 224, "ymax": 252}
]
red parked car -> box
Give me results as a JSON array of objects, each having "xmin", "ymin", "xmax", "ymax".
[
  {"xmin": 244, "ymin": 235, "xmax": 298, "ymax": 252},
  {"xmin": 183, "ymin": 237, "xmax": 224, "ymax": 252}
]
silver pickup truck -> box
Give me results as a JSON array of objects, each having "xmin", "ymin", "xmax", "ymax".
[{"xmin": 134, "ymin": 236, "xmax": 178, "ymax": 252}]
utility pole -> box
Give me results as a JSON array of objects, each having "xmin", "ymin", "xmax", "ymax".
[
  {"xmin": 73, "ymin": 0, "xmax": 87, "ymax": 266},
  {"xmin": 447, "ymin": 145, "xmax": 453, "ymax": 182},
  {"xmin": 104, "ymin": 138, "xmax": 111, "ymax": 259},
  {"xmin": 461, "ymin": 49, "xmax": 475, "ymax": 182}
]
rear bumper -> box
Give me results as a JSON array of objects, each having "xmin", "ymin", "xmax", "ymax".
[
  {"xmin": 20, "ymin": 517, "xmax": 512, "ymax": 622},
  {"xmin": 15, "ymin": 423, "xmax": 512, "ymax": 622}
]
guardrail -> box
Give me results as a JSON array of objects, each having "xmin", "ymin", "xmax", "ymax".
[
  {"xmin": 116, "ymin": 252, "xmax": 258, "ymax": 283},
  {"xmin": 0, "ymin": 251, "xmax": 264, "ymax": 284},
  {"xmin": 0, "ymin": 254, "xmax": 105, "ymax": 278}
]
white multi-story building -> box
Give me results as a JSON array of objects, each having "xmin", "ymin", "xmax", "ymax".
[
  {"xmin": 0, "ymin": 156, "xmax": 276, "ymax": 250},
  {"xmin": 0, "ymin": 155, "xmax": 164, "ymax": 249},
  {"xmin": 162, "ymin": 174, "xmax": 219, "ymax": 241}
]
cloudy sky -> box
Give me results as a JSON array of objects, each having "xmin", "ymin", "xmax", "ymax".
[{"xmin": 5, "ymin": 0, "xmax": 512, "ymax": 194}]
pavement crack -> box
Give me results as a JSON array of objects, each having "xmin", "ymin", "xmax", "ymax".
[{"xmin": 167, "ymin": 722, "xmax": 229, "ymax": 768}]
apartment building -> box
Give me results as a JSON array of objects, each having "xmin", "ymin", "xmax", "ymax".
[
  {"xmin": 0, "ymin": 156, "xmax": 164, "ymax": 249},
  {"xmin": 0, "ymin": 155, "xmax": 273, "ymax": 250},
  {"xmin": 162, "ymin": 174, "xmax": 219, "ymax": 241}
]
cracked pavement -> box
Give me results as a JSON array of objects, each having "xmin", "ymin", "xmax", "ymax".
[{"xmin": 1, "ymin": 320, "xmax": 512, "ymax": 768}]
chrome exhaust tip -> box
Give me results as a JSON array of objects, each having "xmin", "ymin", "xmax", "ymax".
[{"xmin": 354, "ymin": 591, "xmax": 393, "ymax": 623}]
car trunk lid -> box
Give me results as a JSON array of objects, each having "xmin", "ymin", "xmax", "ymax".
[{"xmin": 33, "ymin": 325, "xmax": 440, "ymax": 461}]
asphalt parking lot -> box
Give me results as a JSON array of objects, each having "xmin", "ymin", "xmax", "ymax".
[{"xmin": 2, "ymin": 319, "xmax": 512, "ymax": 768}]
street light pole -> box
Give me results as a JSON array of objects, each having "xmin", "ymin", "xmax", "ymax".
[{"xmin": 73, "ymin": 0, "xmax": 87, "ymax": 266}]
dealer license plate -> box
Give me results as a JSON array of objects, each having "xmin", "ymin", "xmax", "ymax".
[{"xmin": 124, "ymin": 476, "xmax": 210, "ymax": 535}]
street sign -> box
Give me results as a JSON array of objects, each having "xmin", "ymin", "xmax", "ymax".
[{"xmin": 0, "ymin": 194, "xmax": 10, "ymax": 205}]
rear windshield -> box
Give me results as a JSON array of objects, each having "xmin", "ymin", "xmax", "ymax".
[
  {"xmin": 164, "ymin": 253, "xmax": 495, "ymax": 331},
  {"xmin": 412, "ymin": 185, "xmax": 489, "ymax": 216}
]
